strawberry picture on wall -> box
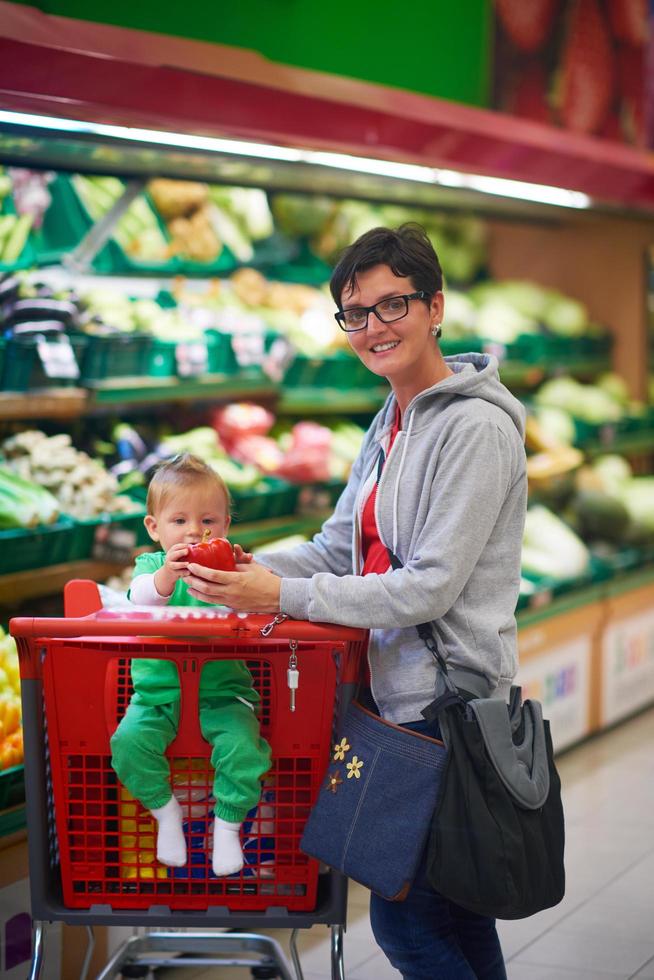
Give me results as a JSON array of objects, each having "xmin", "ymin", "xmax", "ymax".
[{"xmin": 492, "ymin": 0, "xmax": 651, "ymax": 147}]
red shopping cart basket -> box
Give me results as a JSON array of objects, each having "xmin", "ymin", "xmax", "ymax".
[{"xmin": 11, "ymin": 581, "xmax": 367, "ymax": 914}]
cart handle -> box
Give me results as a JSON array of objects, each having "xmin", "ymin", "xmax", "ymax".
[{"xmin": 9, "ymin": 612, "xmax": 366, "ymax": 643}]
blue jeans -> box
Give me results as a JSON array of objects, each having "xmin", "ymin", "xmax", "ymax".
[{"xmin": 369, "ymin": 717, "xmax": 507, "ymax": 980}]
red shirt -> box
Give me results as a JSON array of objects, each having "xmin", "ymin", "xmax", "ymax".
[{"xmin": 361, "ymin": 406, "xmax": 401, "ymax": 575}]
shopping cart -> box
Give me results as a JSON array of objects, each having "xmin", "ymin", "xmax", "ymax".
[{"xmin": 10, "ymin": 580, "xmax": 368, "ymax": 979}]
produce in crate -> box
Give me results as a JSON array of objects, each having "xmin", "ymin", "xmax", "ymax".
[
  {"xmin": 73, "ymin": 175, "xmax": 169, "ymax": 262},
  {"xmin": 0, "ymin": 465, "xmax": 60, "ymax": 527},
  {"xmin": 0, "ymin": 628, "xmax": 22, "ymax": 770},
  {"xmin": 522, "ymin": 505, "xmax": 591, "ymax": 579},
  {"xmin": 568, "ymin": 455, "xmax": 654, "ymax": 546},
  {"xmin": 1, "ymin": 430, "xmax": 142, "ymax": 520},
  {"xmin": 535, "ymin": 376, "xmax": 625, "ymax": 423}
]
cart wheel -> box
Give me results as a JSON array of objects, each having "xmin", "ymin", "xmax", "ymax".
[
  {"xmin": 119, "ymin": 965, "xmax": 151, "ymax": 979},
  {"xmin": 250, "ymin": 967, "xmax": 280, "ymax": 979}
]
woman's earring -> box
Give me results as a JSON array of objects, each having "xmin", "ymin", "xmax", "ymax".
[{"xmin": 431, "ymin": 324, "xmax": 442, "ymax": 338}]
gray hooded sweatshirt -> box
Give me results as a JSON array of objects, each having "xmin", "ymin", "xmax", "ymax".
[{"xmin": 258, "ymin": 353, "xmax": 527, "ymax": 724}]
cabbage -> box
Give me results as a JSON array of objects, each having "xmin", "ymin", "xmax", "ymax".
[
  {"xmin": 542, "ymin": 292, "xmax": 588, "ymax": 336},
  {"xmin": 535, "ymin": 407, "xmax": 576, "ymax": 446},
  {"xmin": 522, "ymin": 505, "xmax": 590, "ymax": 579}
]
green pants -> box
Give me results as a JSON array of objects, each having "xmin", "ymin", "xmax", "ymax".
[{"xmin": 110, "ymin": 696, "xmax": 272, "ymax": 822}]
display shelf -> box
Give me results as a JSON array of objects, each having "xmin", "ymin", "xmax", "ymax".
[
  {"xmin": 277, "ymin": 386, "xmax": 389, "ymax": 415},
  {"xmin": 0, "ymin": 388, "xmax": 87, "ymax": 421},
  {"xmin": 583, "ymin": 431, "xmax": 654, "ymax": 458},
  {"xmin": 603, "ymin": 563, "xmax": 654, "ymax": 599},
  {"xmin": 0, "ymin": 560, "xmax": 128, "ymax": 605},
  {"xmin": 0, "ymin": 804, "xmax": 26, "ymax": 837},
  {"xmin": 226, "ymin": 512, "xmax": 329, "ymax": 550},
  {"xmin": 86, "ymin": 374, "xmax": 277, "ymax": 410},
  {"xmin": 516, "ymin": 582, "xmax": 608, "ymax": 630},
  {"xmin": 0, "ymin": 515, "xmax": 329, "ymax": 603}
]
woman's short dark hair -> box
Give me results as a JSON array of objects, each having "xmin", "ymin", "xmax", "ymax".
[{"xmin": 330, "ymin": 223, "xmax": 443, "ymax": 309}]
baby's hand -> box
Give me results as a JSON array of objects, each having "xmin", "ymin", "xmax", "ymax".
[
  {"xmin": 164, "ymin": 542, "xmax": 190, "ymax": 576},
  {"xmin": 233, "ymin": 543, "xmax": 253, "ymax": 564}
]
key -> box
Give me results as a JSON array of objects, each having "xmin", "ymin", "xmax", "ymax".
[{"xmin": 288, "ymin": 643, "xmax": 299, "ymax": 711}]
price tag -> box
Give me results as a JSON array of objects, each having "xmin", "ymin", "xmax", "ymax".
[
  {"xmin": 529, "ymin": 589, "xmax": 553, "ymax": 610},
  {"xmin": 176, "ymin": 342, "xmax": 209, "ymax": 378},
  {"xmin": 231, "ymin": 332, "xmax": 265, "ymax": 368},
  {"xmin": 36, "ymin": 336, "xmax": 80, "ymax": 379},
  {"xmin": 92, "ymin": 523, "xmax": 136, "ymax": 564},
  {"xmin": 262, "ymin": 336, "xmax": 296, "ymax": 382}
]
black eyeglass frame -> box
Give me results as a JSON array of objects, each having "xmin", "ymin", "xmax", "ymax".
[{"xmin": 334, "ymin": 291, "xmax": 428, "ymax": 333}]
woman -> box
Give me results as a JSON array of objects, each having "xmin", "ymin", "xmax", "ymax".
[{"xmin": 183, "ymin": 224, "xmax": 526, "ymax": 979}]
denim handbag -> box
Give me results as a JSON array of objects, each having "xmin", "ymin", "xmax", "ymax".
[{"xmin": 300, "ymin": 699, "xmax": 447, "ymax": 901}]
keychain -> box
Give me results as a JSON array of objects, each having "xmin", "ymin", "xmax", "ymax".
[{"xmin": 287, "ymin": 639, "xmax": 299, "ymax": 711}]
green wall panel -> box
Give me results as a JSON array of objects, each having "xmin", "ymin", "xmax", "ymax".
[{"xmin": 7, "ymin": 0, "xmax": 490, "ymax": 106}]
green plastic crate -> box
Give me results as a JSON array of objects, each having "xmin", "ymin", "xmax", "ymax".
[
  {"xmin": 296, "ymin": 478, "xmax": 346, "ymax": 515},
  {"xmin": 0, "ymin": 764, "xmax": 24, "ymax": 811},
  {"xmin": 572, "ymin": 415, "xmax": 630, "ymax": 448},
  {"xmin": 67, "ymin": 509, "xmax": 148, "ymax": 562},
  {"xmin": 1, "ymin": 334, "xmax": 88, "ymax": 391},
  {"xmin": 282, "ymin": 351, "xmax": 378, "ymax": 389},
  {"xmin": 31, "ymin": 173, "xmax": 90, "ymax": 267},
  {"xmin": 231, "ymin": 478, "xmax": 298, "ymax": 523},
  {"xmin": 0, "ymin": 194, "xmax": 37, "ymax": 273},
  {"xmin": 269, "ymin": 240, "xmax": 332, "ymax": 285},
  {"xmin": 0, "ymin": 518, "xmax": 76, "ymax": 573},
  {"xmin": 148, "ymin": 332, "xmax": 237, "ymax": 379},
  {"xmin": 147, "ymin": 338, "xmax": 178, "ymax": 378},
  {"xmin": 52, "ymin": 174, "xmax": 181, "ymax": 276},
  {"xmin": 76, "ymin": 332, "xmax": 153, "ymax": 384}
]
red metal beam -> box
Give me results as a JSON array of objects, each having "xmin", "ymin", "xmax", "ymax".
[{"xmin": 1, "ymin": 25, "xmax": 654, "ymax": 210}]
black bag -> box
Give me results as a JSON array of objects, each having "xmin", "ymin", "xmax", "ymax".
[
  {"xmin": 423, "ymin": 684, "xmax": 565, "ymax": 919},
  {"xmin": 385, "ymin": 542, "xmax": 566, "ymax": 920}
]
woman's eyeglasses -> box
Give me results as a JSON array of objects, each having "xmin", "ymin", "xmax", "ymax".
[{"xmin": 335, "ymin": 292, "xmax": 426, "ymax": 333}]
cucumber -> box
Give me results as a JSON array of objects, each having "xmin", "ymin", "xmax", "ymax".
[{"xmin": 1, "ymin": 214, "xmax": 32, "ymax": 265}]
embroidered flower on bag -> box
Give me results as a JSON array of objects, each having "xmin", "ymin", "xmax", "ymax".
[
  {"xmin": 346, "ymin": 756, "xmax": 364, "ymax": 779},
  {"xmin": 326, "ymin": 770, "xmax": 343, "ymax": 793},
  {"xmin": 333, "ymin": 737, "xmax": 350, "ymax": 761}
]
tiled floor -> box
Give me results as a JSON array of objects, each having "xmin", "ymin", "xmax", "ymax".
[{"xmin": 119, "ymin": 706, "xmax": 654, "ymax": 979}]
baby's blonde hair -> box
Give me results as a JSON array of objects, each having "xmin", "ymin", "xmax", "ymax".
[{"xmin": 146, "ymin": 453, "xmax": 231, "ymax": 516}]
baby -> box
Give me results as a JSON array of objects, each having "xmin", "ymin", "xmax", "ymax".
[{"xmin": 110, "ymin": 453, "xmax": 271, "ymax": 876}]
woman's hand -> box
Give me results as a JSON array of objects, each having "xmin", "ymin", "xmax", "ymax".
[{"xmin": 182, "ymin": 559, "xmax": 281, "ymax": 612}]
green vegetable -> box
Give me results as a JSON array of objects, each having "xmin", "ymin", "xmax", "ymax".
[
  {"xmin": 571, "ymin": 489, "xmax": 631, "ymax": 543},
  {"xmin": 1, "ymin": 214, "xmax": 32, "ymax": 264},
  {"xmin": 0, "ymin": 466, "xmax": 59, "ymax": 528},
  {"xmin": 522, "ymin": 505, "xmax": 590, "ymax": 579}
]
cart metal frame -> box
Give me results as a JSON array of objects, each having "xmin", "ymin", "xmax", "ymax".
[{"xmin": 13, "ymin": 583, "xmax": 366, "ymax": 980}]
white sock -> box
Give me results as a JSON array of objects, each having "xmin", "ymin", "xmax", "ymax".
[
  {"xmin": 151, "ymin": 795, "xmax": 187, "ymax": 867},
  {"xmin": 212, "ymin": 817, "xmax": 244, "ymax": 876}
]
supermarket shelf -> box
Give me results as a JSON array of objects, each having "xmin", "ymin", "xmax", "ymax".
[
  {"xmin": 0, "ymin": 804, "xmax": 25, "ymax": 837},
  {"xmin": 0, "ymin": 515, "xmax": 329, "ymax": 603},
  {"xmin": 87, "ymin": 375, "xmax": 278, "ymax": 409},
  {"xmin": 497, "ymin": 364, "xmax": 546, "ymax": 389},
  {"xmin": 517, "ymin": 582, "xmax": 607, "ymax": 629},
  {"xmin": 603, "ymin": 563, "xmax": 654, "ymax": 598},
  {"xmin": 0, "ymin": 560, "xmax": 128, "ymax": 605},
  {"xmin": 0, "ymin": 388, "xmax": 87, "ymax": 421},
  {"xmin": 277, "ymin": 386, "xmax": 389, "ymax": 415},
  {"xmin": 229, "ymin": 512, "xmax": 329, "ymax": 549},
  {"xmin": 583, "ymin": 430, "xmax": 654, "ymax": 458}
]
